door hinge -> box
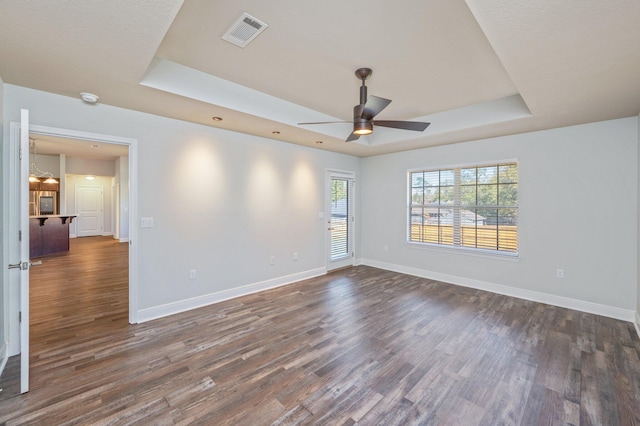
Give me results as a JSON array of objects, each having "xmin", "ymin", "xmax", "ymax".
[
  {"xmin": 19, "ymin": 311, "xmax": 22, "ymax": 322},
  {"xmin": 19, "ymin": 147, "xmax": 23, "ymax": 160},
  {"xmin": 18, "ymin": 230, "xmax": 22, "ymax": 242}
]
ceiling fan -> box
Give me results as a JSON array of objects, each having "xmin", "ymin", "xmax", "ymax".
[{"xmin": 298, "ymin": 68, "xmax": 430, "ymax": 142}]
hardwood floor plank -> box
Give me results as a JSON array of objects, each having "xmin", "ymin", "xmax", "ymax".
[
  {"xmin": 1, "ymin": 236, "xmax": 640, "ymax": 424},
  {"xmin": 521, "ymin": 384, "xmax": 565, "ymax": 426},
  {"xmin": 533, "ymin": 330, "xmax": 572, "ymax": 394}
]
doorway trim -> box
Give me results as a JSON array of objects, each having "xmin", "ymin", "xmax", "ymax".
[{"xmin": 16, "ymin": 123, "xmax": 139, "ymax": 324}]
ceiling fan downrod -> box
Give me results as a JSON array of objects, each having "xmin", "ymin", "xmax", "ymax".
[{"xmin": 355, "ymin": 68, "xmax": 372, "ymax": 105}]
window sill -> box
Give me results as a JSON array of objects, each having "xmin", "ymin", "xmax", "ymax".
[{"xmin": 405, "ymin": 241, "xmax": 520, "ymax": 262}]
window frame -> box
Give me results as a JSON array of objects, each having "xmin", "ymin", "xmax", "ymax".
[{"xmin": 407, "ymin": 160, "xmax": 519, "ymax": 257}]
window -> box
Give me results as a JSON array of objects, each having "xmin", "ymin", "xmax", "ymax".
[{"xmin": 408, "ymin": 162, "xmax": 518, "ymax": 254}]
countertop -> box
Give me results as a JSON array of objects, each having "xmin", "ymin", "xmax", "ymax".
[{"xmin": 30, "ymin": 214, "xmax": 78, "ymax": 219}]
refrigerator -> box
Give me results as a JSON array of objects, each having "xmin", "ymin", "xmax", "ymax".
[{"xmin": 29, "ymin": 191, "xmax": 59, "ymax": 216}]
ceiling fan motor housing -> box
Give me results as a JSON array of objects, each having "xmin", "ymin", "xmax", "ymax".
[{"xmin": 353, "ymin": 105, "xmax": 372, "ymax": 135}]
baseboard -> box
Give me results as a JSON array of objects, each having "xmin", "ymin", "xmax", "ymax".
[
  {"xmin": 360, "ymin": 258, "xmax": 636, "ymax": 323},
  {"xmin": 119, "ymin": 237, "xmax": 129, "ymax": 243},
  {"xmin": 72, "ymin": 233, "xmax": 118, "ymax": 239},
  {"xmin": 0, "ymin": 341, "xmax": 8, "ymax": 380},
  {"xmin": 137, "ymin": 267, "xmax": 327, "ymax": 323},
  {"xmin": 635, "ymin": 312, "xmax": 640, "ymax": 339}
]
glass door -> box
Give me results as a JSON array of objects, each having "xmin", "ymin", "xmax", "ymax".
[{"xmin": 326, "ymin": 171, "xmax": 355, "ymax": 271}]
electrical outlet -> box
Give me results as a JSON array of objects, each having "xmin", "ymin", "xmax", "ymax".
[
  {"xmin": 293, "ymin": 252, "xmax": 298, "ymax": 262},
  {"xmin": 556, "ymin": 269, "xmax": 564, "ymax": 279},
  {"xmin": 384, "ymin": 245, "xmax": 389, "ymax": 251},
  {"xmin": 189, "ymin": 270, "xmax": 197, "ymax": 280},
  {"xmin": 270, "ymin": 256, "xmax": 275, "ymax": 265}
]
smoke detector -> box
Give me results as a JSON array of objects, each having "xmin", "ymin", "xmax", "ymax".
[
  {"xmin": 80, "ymin": 92, "xmax": 99, "ymax": 104},
  {"xmin": 222, "ymin": 12, "xmax": 268, "ymax": 48}
]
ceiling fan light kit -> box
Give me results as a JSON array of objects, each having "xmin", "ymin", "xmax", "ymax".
[
  {"xmin": 299, "ymin": 67, "xmax": 430, "ymax": 142},
  {"xmin": 353, "ymin": 120, "xmax": 373, "ymax": 135}
]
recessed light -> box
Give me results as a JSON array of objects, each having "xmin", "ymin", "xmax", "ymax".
[
  {"xmin": 90, "ymin": 144, "xmax": 101, "ymax": 149},
  {"xmin": 80, "ymin": 92, "xmax": 99, "ymax": 104},
  {"xmin": 272, "ymin": 131, "xmax": 280, "ymax": 135},
  {"xmin": 212, "ymin": 116, "xmax": 223, "ymax": 121}
]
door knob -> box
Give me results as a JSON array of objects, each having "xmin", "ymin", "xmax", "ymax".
[{"xmin": 8, "ymin": 262, "xmax": 23, "ymax": 270}]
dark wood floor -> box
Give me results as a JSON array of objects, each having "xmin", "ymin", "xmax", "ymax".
[{"xmin": 1, "ymin": 237, "xmax": 639, "ymax": 425}]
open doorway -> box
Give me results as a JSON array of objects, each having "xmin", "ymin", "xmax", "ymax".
[
  {"xmin": 1, "ymin": 122, "xmax": 137, "ymax": 398},
  {"xmin": 25, "ymin": 124, "xmax": 138, "ymax": 324}
]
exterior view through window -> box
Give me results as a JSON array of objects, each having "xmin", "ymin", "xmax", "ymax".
[{"xmin": 408, "ymin": 162, "xmax": 518, "ymax": 254}]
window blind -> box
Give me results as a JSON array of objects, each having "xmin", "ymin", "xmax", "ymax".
[{"xmin": 330, "ymin": 177, "xmax": 353, "ymax": 260}]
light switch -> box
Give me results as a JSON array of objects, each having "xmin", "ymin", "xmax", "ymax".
[{"xmin": 140, "ymin": 217, "xmax": 154, "ymax": 228}]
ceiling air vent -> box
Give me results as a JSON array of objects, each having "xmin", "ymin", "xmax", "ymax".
[{"xmin": 222, "ymin": 13, "xmax": 268, "ymax": 48}]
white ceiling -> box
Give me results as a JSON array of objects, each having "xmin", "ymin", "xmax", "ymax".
[{"xmin": 1, "ymin": 0, "xmax": 639, "ymax": 158}]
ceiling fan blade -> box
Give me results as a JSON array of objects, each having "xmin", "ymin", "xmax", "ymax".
[
  {"xmin": 361, "ymin": 95, "xmax": 392, "ymax": 120},
  {"xmin": 298, "ymin": 121, "xmax": 352, "ymax": 125},
  {"xmin": 345, "ymin": 132, "xmax": 360, "ymax": 142},
  {"xmin": 374, "ymin": 120, "xmax": 430, "ymax": 132}
]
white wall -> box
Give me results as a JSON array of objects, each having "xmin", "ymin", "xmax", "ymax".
[
  {"xmin": 65, "ymin": 174, "xmax": 113, "ymax": 237},
  {"xmin": 30, "ymin": 153, "xmax": 60, "ymax": 178},
  {"xmin": 4, "ymin": 83, "xmax": 636, "ymax": 328},
  {"xmin": 3, "ymin": 84, "xmax": 360, "ymax": 318},
  {"xmin": 66, "ymin": 157, "xmax": 115, "ymax": 176},
  {"xmin": 361, "ymin": 118, "xmax": 638, "ymax": 318}
]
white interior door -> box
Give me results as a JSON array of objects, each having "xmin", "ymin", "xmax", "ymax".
[
  {"xmin": 7, "ymin": 110, "xmax": 32, "ymax": 393},
  {"xmin": 326, "ymin": 171, "xmax": 355, "ymax": 271},
  {"xmin": 76, "ymin": 186, "xmax": 103, "ymax": 237}
]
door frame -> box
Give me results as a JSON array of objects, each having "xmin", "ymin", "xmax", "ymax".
[
  {"xmin": 325, "ymin": 169, "xmax": 356, "ymax": 271},
  {"xmin": 6, "ymin": 122, "xmax": 139, "ymax": 338}
]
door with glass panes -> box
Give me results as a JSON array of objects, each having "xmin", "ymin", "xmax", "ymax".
[{"xmin": 326, "ymin": 171, "xmax": 355, "ymax": 271}]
